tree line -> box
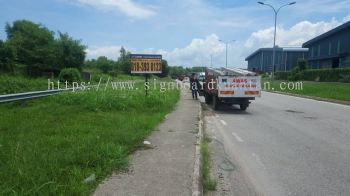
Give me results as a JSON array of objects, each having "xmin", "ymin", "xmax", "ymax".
[
  {"xmin": 168, "ymin": 66, "xmax": 206, "ymax": 78},
  {"xmin": 0, "ymin": 20, "xmax": 86, "ymax": 77},
  {"xmin": 84, "ymin": 47, "xmax": 170, "ymax": 78},
  {"xmin": 0, "ymin": 19, "xmax": 200, "ymax": 79}
]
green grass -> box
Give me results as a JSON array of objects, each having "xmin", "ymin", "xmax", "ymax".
[
  {"xmin": 0, "ymin": 74, "xmax": 160, "ymax": 95},
  {"xmin": 91, "ymin": 73, "xmax": 145, "ymax": 82},
  {"xmin": 0, "ymin": 75, "xmax": 48, "ymax": 94},
  {"xmin": 201, "ymin": 136, "xmax": 216, "ymax": 193},
  {"xmin": 0, "ymin": 82, "xmax": 179, "ymax": 195},
  {"xmin": 263, "ymin": 80, "xmax": 350, "ymax": 102}
]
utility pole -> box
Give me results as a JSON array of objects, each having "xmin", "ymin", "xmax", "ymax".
[
  {"xmin": 219, "ymin": 40, "xmax": 235, "ymax": 68},
  {"xmin": 258, "ymin": 1, "xmax": 296, "ymax": 82}
]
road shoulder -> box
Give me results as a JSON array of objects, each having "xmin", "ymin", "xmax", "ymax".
[
  {"xmin": 94, "ymin": 89, "xmax": 200, "ymax": 196},
  {"xmin": 202, "ymin": 106, "xmax": 260, "ymax": 196}
]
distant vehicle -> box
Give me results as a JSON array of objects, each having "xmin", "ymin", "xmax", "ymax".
[
  {"xmin": 177, "ymin": 75, "xmax": 184, "ymax": 81},
  {"xmin": 197, "ymin": 72, "xmax": 205, "ymax": 82},
  {"xmin": 199, "ymin": 67, "xmax": 261, "ymax": 111},
  {"xmin": 183, "ymin": 76, "xmax": 190, "ymax": 83}
]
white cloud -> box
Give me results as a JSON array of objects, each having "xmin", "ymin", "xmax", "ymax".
[
  {"xmin": 85, "ymin": 16, "xmax": 350, "ymax": 69},
  {"xmin": 154, "ymin": 34, "xmax": 225, "ymax": 67},
  {"xmin": 245, "ymin": 18, "xmax": 343, "ymax": 48},
  {"xmin": 76, "ymin": 0, "xmax": 156, "ymax": 19},
  {"xmin": 86, "ymin": 45, "xmax": 123, "ymax": 60},
  {"xmin": 142, "ymin": 34, "xmax": 246, "ymax": 68},
  {"xmin": 154, "ymin": 16, "xmax": 350, "ymax": 68},
  {"xmin": 343, "ymin": 14, "xmax": 350, "ymax": 23}
]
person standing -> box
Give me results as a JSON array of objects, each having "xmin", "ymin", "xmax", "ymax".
[{"xmin": 190, "ymin": 73, "xmax": 199, "ymax": 100}]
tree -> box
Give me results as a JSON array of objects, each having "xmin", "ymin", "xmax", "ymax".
[
  {"xmin": 56, "ymin": 32, "xmax": 86, "ymax": 70},
  {"xmin": 158, "ymin": 59, "xmax": 169, "ymax": 77},
  {"xmin": 84, "ymin": 56, "xmax": 118, "ymax": 74},
  {"xmin": 296, "ymin": 58, "xmax": 308, "ymax": 71},
  {"xmin": 118, "ymin": 46, "xmax": 131, "ymax": 74},
  {"xmin": 6, "ymin": 20, "xmax": 56, "ymax": 76},
  {"xmin": 96, "ymin": 56, "xmax": 115, "ymax": 73},
  {"xmin": 288, "ymin": 58, "xmax": 309, "ymax": 81},
  {"xmin": 0, "ymin": 40, "xmax": 16, "ymax": 73}
]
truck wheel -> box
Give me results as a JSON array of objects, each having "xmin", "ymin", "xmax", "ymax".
[
  {"xmin": 205, "ymin": 93, "xmax": 212, "ymax": 104},
  {"xmin": 239, "ymin": 104, "xmax": 248, "ymax": 111},
  {"xmin": 212, "ymin": 95, "xmax": 219, "ymax": 110}
]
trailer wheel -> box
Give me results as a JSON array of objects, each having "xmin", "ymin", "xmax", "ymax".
[
  {"xmin": 212, "ymin": 95, "xmax": 219, "ymax": 110},
  {"xmin": 239, "ymin": 104, "xmax": 248, "ymax": 111},
  {"xmin": 204, "ymin": 93, "xmax": 212, "ymax": 104}
]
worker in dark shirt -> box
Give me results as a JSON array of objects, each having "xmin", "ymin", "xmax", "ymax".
[{"xmin": 190, "ymin": 73, "xmax": 200, "ymax": 100}]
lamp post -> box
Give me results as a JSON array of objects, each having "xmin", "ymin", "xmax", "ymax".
[
  {"xmin": 219, "ymin": 40, "xmax": 235, "ymax": 68},
  {"xmin": 258, "ymin": 1, "xmax": 296, "ymax": 82},
  {"xmin": 210, "ymin": 55, "xmax": 213, "ymax": 67}
]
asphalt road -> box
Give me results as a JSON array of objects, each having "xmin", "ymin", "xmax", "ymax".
[{"xmin": 204, "ymin": 92, "xmax": 350, "ymax": 196}]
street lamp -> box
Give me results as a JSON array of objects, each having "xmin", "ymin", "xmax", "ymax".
[
  {"xmin": 258, "ymin": 1, "xmax": 296, "ymax": 81},
  {"xmin": 219, "ymin": 39, "xmax": 235, "ymax": 68},
  {"xmin": 210, "ymin": 55, "xmax": 213, "ymax": 67}
]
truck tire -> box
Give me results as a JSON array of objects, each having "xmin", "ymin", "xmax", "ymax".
[
  {"xmin": 212, "ymin": 95, "xmax": 219, "ymax": 110},
  {"xmin": 204, "ymin": 93, "xmax": 212, "ymax": 104},
  {"xmin": 239, "ymin": 104, "xmax": 248, "ymax": 111}
]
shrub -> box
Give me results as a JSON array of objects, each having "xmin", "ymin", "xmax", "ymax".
[
  {"xmin": 58, "ymin": 68, "xmax": 81, "ymax": 83},
  {"xmin": 0, "ymin": 75, "xmax": 48, "ymax": 94},
  {"xmin": 339, "ymin": 74, "xmax": 350, "ymax": 83},
  {"xmin": 288, "ymin": 67, "xmax": 302, "ymax": 81},
  {"xmin": 301, "ymin": 68, "xmax": 350, "ymax": 82},
  {"xmin": 273, "ymin": 68, "xmax": 350, "ymax": 83},
  {"xmin": 275, "ymin": 71, "xmax": 288, "ymax": 80},
  {"xmin": 296, "ymin": 58, "xmax": 308, "ymax": 71}
]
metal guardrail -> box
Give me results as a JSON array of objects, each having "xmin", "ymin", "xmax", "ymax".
[
  {"xmin": 0, "ymin": 79, "xmax": 144, "ymax": 103},
  {"xmin": 0, "ymin": 88, "xmax": 76, "ymax": 103}
]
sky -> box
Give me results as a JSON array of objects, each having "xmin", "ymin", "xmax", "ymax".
[{"xmin": 0, "ymin": 0, "xmax": 350, "ymax": 68}]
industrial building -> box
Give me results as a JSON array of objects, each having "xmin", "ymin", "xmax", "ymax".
[
  {"xmin": 302, "ymin": 21, "xmax": 350, "ymax": 69},
  {"xmin": 245, "ymin": 47, "xmax": 308, "ymax": 73}
]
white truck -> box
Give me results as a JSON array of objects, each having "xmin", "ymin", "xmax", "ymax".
[{"xmin": 200, "ymin": 67, "xmax": 261, "ymax": 111}]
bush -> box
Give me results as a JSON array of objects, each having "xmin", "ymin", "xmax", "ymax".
[
  {"xmin": 301, "ymin": 68, "xmax": 350, "ymax": 82},
  {"xmin": 339, "ymin": 74, "xmax": 350, "ymax": 83},
  {"xmin": 58, "ymin": 68, "xmax": 81, "ymax": 83},
  {"xmin": 273, "ymin": 68, "xmax": 350, "ymax": 83},
  {"xmin": 296, "ymin": 58, "xmax": 308, "ymax": 71},
  {"xmin": 287, "ymin": 67, "xmax": 301, "ymax": 81},
  {"xmin": 0, "ymin": 75, "xmax": 48, "ymax": 94},
  {"xmin": 275, "ymin": 71, "xmax": 288, "ymax": 80}
]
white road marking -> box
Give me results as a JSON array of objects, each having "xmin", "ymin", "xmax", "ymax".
[
  {"xmin": 232, "ymin": 132, "xmax": 244, "ymax": 142},
  {"xmin": 220, "ymin": 120, "xmax": 227, "ymax": 126}
]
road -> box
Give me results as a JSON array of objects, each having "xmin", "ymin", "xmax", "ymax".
[{"xmin": 203, "ymin": 92, "xmax": 350, "ymax": 196}]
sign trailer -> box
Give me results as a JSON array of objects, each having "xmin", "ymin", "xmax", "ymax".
[{"xmin": 130, "ymin": 54, "xmax": 162, "ymax": 96}]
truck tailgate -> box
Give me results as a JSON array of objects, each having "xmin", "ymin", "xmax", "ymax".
[{"xmin": 217, "ymin": 76, "xmax": 261, "ymax": 98}]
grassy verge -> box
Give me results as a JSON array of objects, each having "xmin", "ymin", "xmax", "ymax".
[
  {"xmin": 0, "ymin": 81, "xmax": 179, "ymax": 195},
  {"xmin": 263, "ymin": 80, "xmax": 350, "ymax": 102},
  {"xmin": 91, "ymin": 73, "xmax": 145, "ymax": 82},
  {"xmin": 201, "ymin": 135, "xmax": 216, "ymax": 193},
  {"xmin": 0, "ymin": 75, "xmax": 48, "ymax": 94},
  {"xmin": 0, "ymin": 74, "xmax": 148, "ymax": 95}
]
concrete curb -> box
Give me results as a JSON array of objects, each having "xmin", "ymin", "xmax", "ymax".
[
  {"xmin": 266, "ymin": 90, "xmax": 350, "ymax": 106},
  {"xmin": 192, "ymin": 102, "xmax": 204, "ymax": 196}
]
